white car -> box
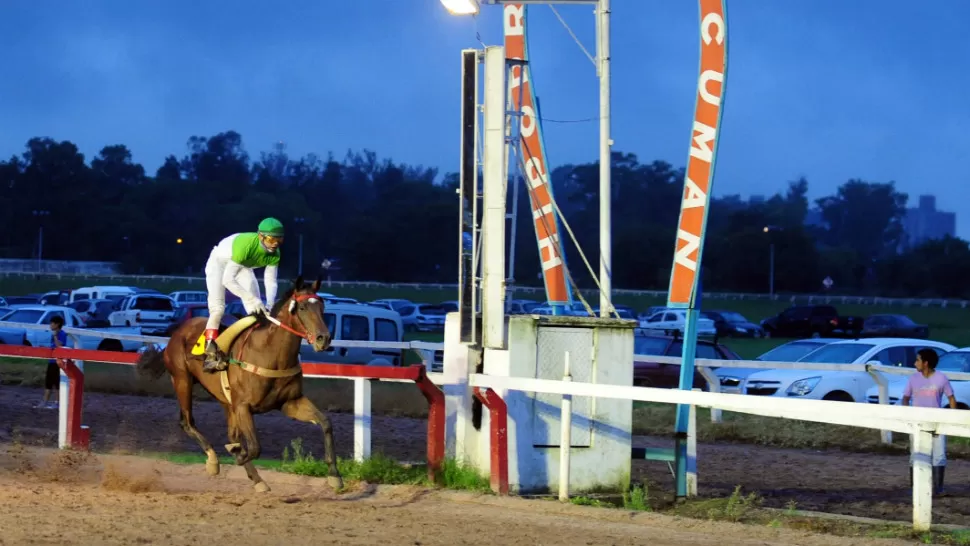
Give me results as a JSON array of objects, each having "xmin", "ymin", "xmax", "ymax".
[
  {"xmin": 741, "ymin": 338, "xmax": 956, "ymax": 402},
  {"xmin": 638, "ymin": 309, "xmax": 717, "ymax": 337},
  {"xmin": 715, "ymin": 338, "xmax": 841, "ymax": 394},
  {"xmin": 865, "ymin": 347, "xmax": 970, "ymax": 409}
]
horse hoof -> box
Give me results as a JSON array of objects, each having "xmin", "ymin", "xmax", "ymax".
[
  {"xmin": 253, "ymin": 482, "xmax": 271, "ymax": 493},
  {"xmin": 225, "ymin": 443, "xmax": 241, "ymax": 455},
  {"xmin": 205, "ymin": 461, "xmax": 220, "ymax": 476},
  {"xmin": 328, "ymin": 476, "xmax": 344, "ymax": 490}
]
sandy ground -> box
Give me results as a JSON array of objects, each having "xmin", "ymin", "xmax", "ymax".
[
  {"xmin": 0, "ymin": 445, "xmax": 921, "ymax": 546},
  {"xmin": 1, "ymin": 383, "xmax": 969, "ymax": 532}
]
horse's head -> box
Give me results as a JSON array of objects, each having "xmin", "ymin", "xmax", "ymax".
[{"xmin": 280, "ymin": 275, "xmax": 331, "ymax": 352}]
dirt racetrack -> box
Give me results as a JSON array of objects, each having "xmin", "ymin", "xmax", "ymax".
[
  {"xmin": 0, "ymin": 445, "xmax": 921, "ymax": 546},
  {"xmin": 2, "ymin": 383, "xmax": 970, "ymax": 529}
]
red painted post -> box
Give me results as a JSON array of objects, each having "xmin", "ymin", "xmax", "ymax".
[
  {"xmin": 55, "ymin": 359, "xmax": 90, "ymax": 450},
  {"xmin": 473, "ymin": 387, "xmax": 509, "ymax": 496},
  {"xmin": 414, "ymin": 368, "xmax": 446, "ymax": 483}
]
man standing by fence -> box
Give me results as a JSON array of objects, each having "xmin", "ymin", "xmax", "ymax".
[{"xmin": 902, "ymin": 348, "xmax": 957, "ymax": 496}]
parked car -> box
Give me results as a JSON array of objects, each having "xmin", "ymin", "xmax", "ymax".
[
  {"xmin": 168, "ymin": 291, "xmax": 208, "ymax": 306},
  {"xmin": 2, "ymin": 296, "xmax": 40, "ymax": 305},
  {"xmin": 162, "ymin": 303, "xmax": 234, "ymax": 336},
  {"xmin": 38, "ymin": 290, "xmax": 71, "ymax": 305},
  {"xmin": 638, "ymin": 306, "xmax": 668, "ymax": 321},
  {"xmin": 741, "ymin": 338, "xmax": 955, "ymax": 402},
  {"xmin": 67, "ymin": 298, "xmax": 117, "ymax": 327},
  {"xmin": 108, "ymin": 294, "xmax": 178, "ymax": 334},
  {"xmin": 701, "ymin": 310, "xmax": 764, "ymax": 338},
  {"xmin": 369, "ymin": 299, "xmax": 413, "ymax": 312},
  {"xmin": 714, "ymin": 338, "xmax": 842, "ymax": 394},
  {"xmin": 632, "ymin": 333, "xmax": 741, "ymax": 389},
  {"xmin": 760, "ymin": 305, "xmax": 864, "ymax": 339},
  {"xmin": 865, "ymin": 347, "xmax": 970, "ymax": 408},
  {"xmin": 860, "ymin": 314, "xmax": 929, "ymax": 339},
  {"xmin": 397, "ymin": 303, "xmax": 448, "ymax": 332},
  {"xmin": 506, "ymin": 299, "xmax": 540, "ymax": 315},
  {"xmin": 69, "ymin": 285, "xmax": 140, "ymax": 304},
  {"xmin": 0, "ymin": 305, "xmax": 144, "ymax": 351},
  {"xmin": 638, "ymin": 309, "xmax": 717, "ymax": 336},
  {"xmin": 592, "ymin": 305, "xmax": 637, "ymax": 320},
  {"xmin": 300, "ymin": 302, "xmax": 405, "ymax": 366}
]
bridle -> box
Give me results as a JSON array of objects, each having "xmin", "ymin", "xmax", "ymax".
[{"xmin": 263, "ymin": 292, "xmax": 323, "ymax": 343}]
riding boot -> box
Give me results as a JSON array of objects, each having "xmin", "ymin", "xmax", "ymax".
[{"xmin": 202, "ymin": 329, "xmax": 228, "ymax": 373}]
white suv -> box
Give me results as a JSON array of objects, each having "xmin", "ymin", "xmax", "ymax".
[{"xmin": 741, "ymin": 338, "xmax": 955, "ymax": 402}]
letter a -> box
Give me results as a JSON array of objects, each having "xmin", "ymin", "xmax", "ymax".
[{"xmin": 682, "ymin": 177, "xmax": 707, "ymax": 209}]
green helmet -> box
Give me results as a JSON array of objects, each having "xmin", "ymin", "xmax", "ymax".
[{"xmin": 257, "ymin": 217, "xmax": 285, "ymax": 237}]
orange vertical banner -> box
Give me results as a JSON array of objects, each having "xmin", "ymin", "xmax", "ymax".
[
  {"xmin": 503, "ymin": 4, "xmax": 571, "ymax": 307},
  {"xmin": 666, "ymin": 0, "xmax": 728, "ymax": 309}
]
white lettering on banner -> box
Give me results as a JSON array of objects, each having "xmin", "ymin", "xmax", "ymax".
[
  {"xmin": 682, "ymin": 177, "xmax": 707, "ymax": 209},
  {"xmin": 538, "ymin": 235, "xmax": 563, "ymax": 270},
  {"xmin": 504, "ymin": 5, "xmax": 525, "ymax": 35},
  {"xmin": 701, "ymin": 12, "xmax": 725, "ymax": 45},
  {"xmin": 524, "ymin": 156, "xmax": 547, "ymax": 189},
  {"xmin": 689, "ymin": 121, "xmax": 716, "ymax": 163},
  {"xmin": 698, "ymin": 70, "xmax": 723, "ymax": 107},
  {"xmin": 520, "ymin": 105, "xmax": 537, "ymax": 138},
  {"xmin": 673, "ymin": 229, "xmax": 701, "ymax": 272}
]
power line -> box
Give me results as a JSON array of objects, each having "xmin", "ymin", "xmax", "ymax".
[{"xmin": 539, "ymin": 116, "xmax": 599, "ymax": 124}]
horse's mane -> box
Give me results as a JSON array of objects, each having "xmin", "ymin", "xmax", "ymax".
[{"xmin": 270, "ymin": 284, "xmax": 298, "ymax": 317}]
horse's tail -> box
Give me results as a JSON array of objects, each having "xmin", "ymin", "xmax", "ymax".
[{"xmin": 136, "ymin": 345, "xmax": 168, "ymax": 380}]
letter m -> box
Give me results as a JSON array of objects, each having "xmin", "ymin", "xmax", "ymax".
[{"xmin": 689, "ymin": 121, "xmax": 716, "ymax": 163}]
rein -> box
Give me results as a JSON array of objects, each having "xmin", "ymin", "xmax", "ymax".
[{"xmin": 227, "ymin": 292, "xmax": 321, "ymax": 380}]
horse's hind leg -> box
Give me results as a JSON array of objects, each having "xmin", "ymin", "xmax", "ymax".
[
  {"xmin": 281, "ymin": 396, "xmax": 343, "ymax": 490},
  {"xmin": 172, "ymin": 373, "xmax": 220, "ymax": 476},
  {"xmin": 223, "ymin": 405, "xmax": 269, "ymax": 493}
]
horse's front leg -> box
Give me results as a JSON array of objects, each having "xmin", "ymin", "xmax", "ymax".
[
  {"xmin": 224, "ymin": 403, "xmax": 269, "ymax": 492},
  {"xmin": 231, "ymin": 403, "xmax": 262, "ymax": 466},
  {"xmin": 281, "ymin": 396, "xmax": 343, "ymax": 490}
]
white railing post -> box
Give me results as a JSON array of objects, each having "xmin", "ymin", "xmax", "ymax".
[
  {"xmin": 687, "ymin": 388, "xmax": 699, "ymax": 497},
  {"xmin": 697, "ymin": 365, "xmax": 722, "ymax": 423},
  {"xmin": 911, "ymin": 426, "xmax": 934, "ymax": 531},
  {"xmin": 867, "ymin": 363, "xmax": 893, "ymax": 444},
  {"xmin": 353, "ymin": 378, "xmax": 372, "ymax": 462},
  {"xmin": 559, "ymin": 351, "xmax": 572, "ymax": 502}
]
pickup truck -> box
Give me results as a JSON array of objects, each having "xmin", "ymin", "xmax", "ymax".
[
  {"xmin": 0, "ymin": 305, "xmax": 145, "ymax": 352},
  {"xmin": 760, "ymin": 305, "xmax": 864, "ymax": 339},
  {"xmin": 108, "ymin": 294, "xmax": 178, "ymax": 335}
]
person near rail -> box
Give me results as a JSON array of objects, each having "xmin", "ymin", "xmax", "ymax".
[
  {"xmin": 36, "ymin": 315, "xmax": 68, "ymax": 409},
  {"xmin": 201, "ymin": 217, "xmax": 284, "ymax": 373},
  {"xmin": 901, "ymin": 347, "xmax": 957, "ymax": 496}
]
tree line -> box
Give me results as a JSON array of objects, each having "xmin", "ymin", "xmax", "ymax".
[{"xmin": 0, "ymin": 131, "xmax": 966, "ymax": 299}]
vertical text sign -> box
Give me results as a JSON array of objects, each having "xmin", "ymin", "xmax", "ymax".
[
  {"xmin": 504, "ymin": 4, "xmax": 569, "ymax": 306},
  {"xmin": 667, "ymin": 0, "xmax": 728, "ymax": 307}
]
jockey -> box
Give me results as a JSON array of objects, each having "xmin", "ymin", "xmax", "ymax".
[{"xmin": 202, "ymin": 217, "xmax": 284, "ymax": 373}]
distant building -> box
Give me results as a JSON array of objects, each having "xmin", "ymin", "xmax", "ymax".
[{"xmin": 900, "ymin": 195, "xmax": 956, "ymax": 250}]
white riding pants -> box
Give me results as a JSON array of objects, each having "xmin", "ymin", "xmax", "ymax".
[{"xmin": 204, "ymin": 256, "xmax": 261, "ymax": 331}]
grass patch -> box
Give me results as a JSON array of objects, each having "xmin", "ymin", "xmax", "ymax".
[
  {"xmin": 665, "ymin": 486, "xmax": 970, "ymax": 543},
  {"xmin": 150, "ymin": 438, "xmax": 490, "ymax": 492}
]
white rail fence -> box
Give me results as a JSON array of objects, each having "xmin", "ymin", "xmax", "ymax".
[
  {"xmin": 1, "ymin": 321, "xmax": 966, "ymax": 529},
  {"xmin": 470, "ymin": 372, "xmax": 970, "ymax": 530},
  {"xmin": 2, "ymin": 270, "xmax": 966, "ymax": 308}
]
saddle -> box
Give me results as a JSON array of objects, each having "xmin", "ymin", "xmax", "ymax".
[{"xmin": 190, "ymin": 315, "xmax": 259, "ymax": 404}]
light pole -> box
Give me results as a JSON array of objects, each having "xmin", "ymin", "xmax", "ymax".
[
  {"xmin": 32, "ymin": 210, "xmax": 50, "ymax": 269},
  {"xmin": 440, "ymin": 0, "xmax": 612, "ymax": 316},
  {"xmin": 293, "ymin": 216, "xmax": 305, "ymax": 277},
  {"xmin": 763, "ymin": 226, "xmax": 777, "ymax": 297}
]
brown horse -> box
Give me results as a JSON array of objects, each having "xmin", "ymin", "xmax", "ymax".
[{"xmin": 136, "ymin": 276, "xmax": 343, "ymax": 492}]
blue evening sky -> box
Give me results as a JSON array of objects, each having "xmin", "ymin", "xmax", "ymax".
[{"xmin": 1, "ymin": 0, "xmax": 966, "ymax": 236}]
